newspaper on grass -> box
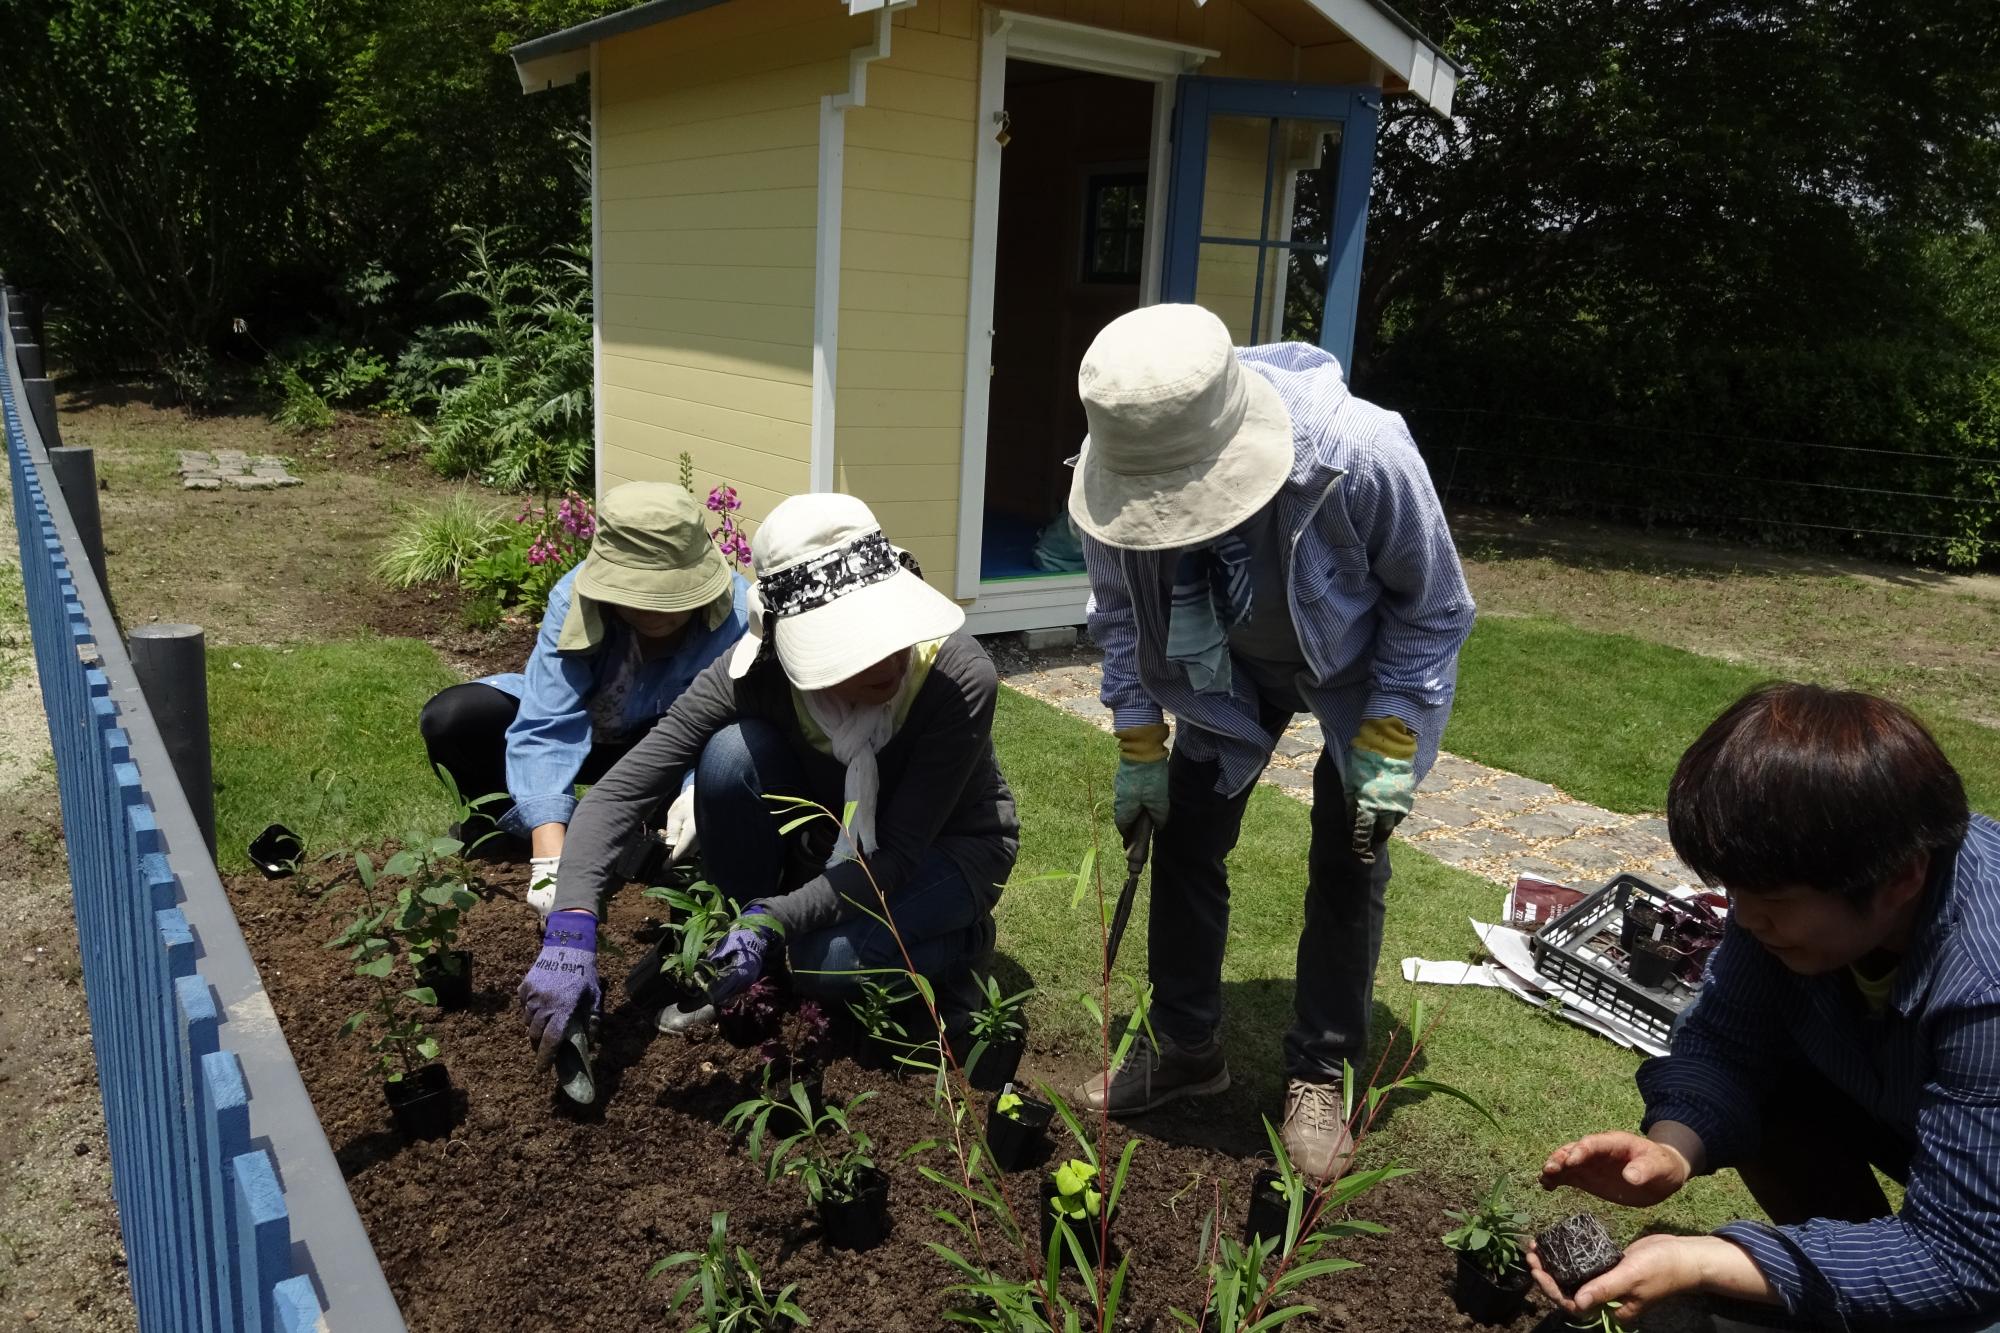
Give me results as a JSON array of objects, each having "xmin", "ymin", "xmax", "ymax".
[{"xmin": 1400, "ymin": 874, "xmax": 1722, "ymax": 1059}]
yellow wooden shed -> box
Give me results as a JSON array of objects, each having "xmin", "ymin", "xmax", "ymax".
[{"xmin": 512, "ymin": 0, "xmax": 1455, "ymax": 631}]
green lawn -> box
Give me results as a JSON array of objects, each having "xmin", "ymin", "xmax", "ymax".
[
  {"xmin": 206, "ymin": 638, "xmax": 459, "ymax": 871},
  {"xmin": 1444, "ymin": 615, "xmax": 2000, "ymax": 816}
]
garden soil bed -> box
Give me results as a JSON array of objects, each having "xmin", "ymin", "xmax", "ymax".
[{"xmin": 227, "ymin": 860, "xmax": 1560, "ymax": 1333}]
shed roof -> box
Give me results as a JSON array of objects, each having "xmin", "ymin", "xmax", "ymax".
[{"xmin": 511, "ymin": 0, "xmax": 1460, "ymax": 114}]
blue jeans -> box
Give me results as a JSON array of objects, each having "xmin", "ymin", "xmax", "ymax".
[{"xmin": 694, "ymin": 720, "xmax": 991, "ymax": 999}]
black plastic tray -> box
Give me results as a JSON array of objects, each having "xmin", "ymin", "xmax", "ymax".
[{"xmin": 1528, "ymin": 873, "xmax": 1705, "ymax": 1045}]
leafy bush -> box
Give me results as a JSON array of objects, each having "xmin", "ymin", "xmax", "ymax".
[
  {"xmin": 422, "ymin": 226, "xmax": 593, "ymax": 493},
  {"xmin": 271, "ymin": 363, "xmax": 336, "ymax": 432},
  {"xmin": 376, "ymin": 492, "xmax": 512, "ymax": 589},
  {"xmin": 460, "ymin": 490, "xmax": 596, "ymax": 622}
]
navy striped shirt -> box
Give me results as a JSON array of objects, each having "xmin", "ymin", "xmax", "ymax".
[
  {"xmin": 1082, "ymin": 341, "xmax": 1475, "ymax": 794},
  {"xmin": 1639, "ymin": 814, "xmax": 2000, "ymax": 1327}
]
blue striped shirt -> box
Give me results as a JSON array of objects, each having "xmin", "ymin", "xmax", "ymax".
[
  {"xmin": 1638, "ymin": 815, "xmax": 2000, "ymax": 1327},
  {"xmin": 1081, "ymin": 342, "xmax": 1475, "ymax": 794}
]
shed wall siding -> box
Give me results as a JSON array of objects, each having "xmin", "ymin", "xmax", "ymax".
[{"xmin": 596, "ymin": 0, "xmax": 865, "ymax": 526}]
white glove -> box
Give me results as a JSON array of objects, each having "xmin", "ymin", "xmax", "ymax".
[
  {"xmin": 527, "ymin": 854, "xmax": 560, "ymax": 922},
  {"xmin": 664, "ymin": 785, "xmax": 698, "ymax": 864}
]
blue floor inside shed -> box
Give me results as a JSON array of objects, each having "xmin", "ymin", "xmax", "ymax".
[{"xmin": 980, "ymin": 510, "xmax": 1077, "ymax": 582}]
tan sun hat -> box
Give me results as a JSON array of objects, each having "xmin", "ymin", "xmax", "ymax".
[
  {"xmin": 1067, "ymin": 304, "xmax": 1294, "ymax": 551},
  {"xmin": 558, "ymin": 482, "xmax": 732, "ymax": 652},
  {"xmin": 726, "ymin": 493, "xmax": 964, "ymax": 690}
]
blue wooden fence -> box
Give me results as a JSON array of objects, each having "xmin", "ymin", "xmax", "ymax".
[{"xmin": 2, "ymin": 291, "xmax": 406, "ymax": 1332}]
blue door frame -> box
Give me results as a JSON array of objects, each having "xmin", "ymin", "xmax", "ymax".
[{"xmin": 1161, "ymin": 77, "xmax": 1381, "ymax": 372}]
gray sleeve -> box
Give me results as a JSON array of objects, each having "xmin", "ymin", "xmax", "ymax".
[
  {"xmin": 551, "ymin": 654, "xmax": 744, "ymax": 914},
  {"xmin": 756, "ymin": 638, "xmax": 999, "ymax": 937}
]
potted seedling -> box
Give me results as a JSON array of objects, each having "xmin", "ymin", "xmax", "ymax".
[
  {"xmin": 1042, "ymin": 1158, "xmax": 1111, "ymax": 1272},
  {"xmin": 1536, "ymin": 1213, "xmax": 1624, "ymax": 1297},
  {"xmin": 847, "ymin": 975, "xmax": 920, "ymax": 1072},
  {"xmin": 985, "ymin": 1084, "xmax": 1054, "ymax": 1172},
  {"xmin": 650, "ymin": 1211, "xmax": 809, "ymax": 1331},
  {"xmin": 724, "ymin": 1081, "xmax": 890, "ymax": 1251},
  {"xmin": 1442, "ymin": 1177, "xmax": 1533, "ymax": 1323},
  {"xmin": 718, "ymin": 976, "xmax": 787, "ymax": 1049},
  {"xmin": 377, "ymin": 833, "xmax": 482, "ymax": 1011},
  {"xmin": 636, "ymin": 877, "xmax": 765, "ymax": 1035},
  {"xmin": 952, "ymin": 973, "xmax": 1034, "ymax": 1092},
  {"xmin": 328, "ymin": 854, "xmax": 453, "ymax": 1139}
]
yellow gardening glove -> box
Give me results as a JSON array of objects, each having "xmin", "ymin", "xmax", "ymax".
[{"xmin": 1113, "ymin": 723, "xmax": 1170, "ymax": 837}]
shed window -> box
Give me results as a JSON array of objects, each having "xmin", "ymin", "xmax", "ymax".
[{"xmin": 1084, "ymin": 174, "xmax": 1146, "ymax": 284}]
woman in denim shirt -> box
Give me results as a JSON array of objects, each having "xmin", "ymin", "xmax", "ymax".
[{"xmin": 419, "ymin": 482, "xmax": 749, "ymax": 913}]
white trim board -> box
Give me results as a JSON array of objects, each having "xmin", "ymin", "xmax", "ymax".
[
  {"xmin": 964, "ymin": 574, "xmax": 1092, "ymax": 636},
  {"xmin": 590, "ymin": 42, "xmax": 605, "ymax": 505},
  {"xmin": 810, "ymin": 5, "xmax": 904, "ymax": 494},
  {"xmin": 952, "ymin": 11, "xmax": 1206, "ymax": 606}
]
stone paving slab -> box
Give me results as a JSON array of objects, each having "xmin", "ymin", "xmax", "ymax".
[
  {"xmin": 997, "ymin": 655, "xmax": 1697, "ymax": 891},
  {"xmin": 178, "ymin": 450, "xmax": 301, "ymax": 489}
]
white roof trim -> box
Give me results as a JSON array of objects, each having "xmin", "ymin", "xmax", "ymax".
[
  {"xmin": 989, "ymin": 9, "xmax": 1219, "ymax": 78},
  {"xmin": 1298, "ymin": 0, "xmax": 1456, "ymax": 115}
]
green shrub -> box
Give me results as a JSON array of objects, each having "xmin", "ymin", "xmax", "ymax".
[
  {"xmin": 375, "ymin": 491, "xmax": 510, "ymax": 588},
  {"xmin": 271, "ymin": 363, "xmax": 335, "ymax": 432},
  {"xmin": 421, "ymin": 226, "xmax": 593, "ymax": 494}
]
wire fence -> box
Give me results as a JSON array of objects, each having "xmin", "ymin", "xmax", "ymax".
[
  {"xmin": 1402, "ymin": 405, "xmax": 2000, "ymax": 565},
  {"xmin": 3, "ymin": 288, "xmax": 404, "ymax": 1332}
]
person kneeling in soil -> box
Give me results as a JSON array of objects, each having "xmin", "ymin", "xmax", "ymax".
[
  {"xmin": 1532, "ymin": 683, "xmax": 2000, "ymax": 1333},
  {"xmin": 417, "ymin": 482, "xmax": 749, "ymax": 917},
  {"xmin": 518, "ymin": 493, "xmax": 1018, "ymax": 1058}
]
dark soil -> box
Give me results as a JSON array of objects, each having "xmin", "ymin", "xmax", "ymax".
[
  {"xmin": 362, "ymin": 576, "xmax": 538, "ymax": 679},
  {"xmin": 227, "ymin": 861, "xmax": 1561, "ymax": 1333}
]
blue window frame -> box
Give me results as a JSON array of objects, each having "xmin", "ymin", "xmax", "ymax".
[{"xmin": 1161, "ymin": 77, "xmax": 1381, "ymax": 371}]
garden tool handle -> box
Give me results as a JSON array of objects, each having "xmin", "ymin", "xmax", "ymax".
[
  {"xmin": 1124, "ymin": 812, "xmax": 1154, "ymax": 877},
  {"xmin": 1104, "ymin": 814, "xmax": 1153, "ymax": 970}
]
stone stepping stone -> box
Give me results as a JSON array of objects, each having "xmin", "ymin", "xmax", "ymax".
[{"xmin": 179, "ymin": 450, "xmax": 301, "ymax": 490}]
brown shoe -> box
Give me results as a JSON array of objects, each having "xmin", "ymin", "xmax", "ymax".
[
  {"xmin": 1280, "ymin": 1079, "xmax": 1356, "ymax": 1180},
  {"xmin": 1074, "ymin": 1032, "xmax": 1230, "ymax": 1116}
]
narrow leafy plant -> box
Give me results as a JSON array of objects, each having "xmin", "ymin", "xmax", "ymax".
[
  {"xmin": 327, "ymin": 850, "xmax": 441, "ymax": 1082},
  {"xmin": 649, "ymin": 1211, "xmax": 809, "ymax": 1331}
]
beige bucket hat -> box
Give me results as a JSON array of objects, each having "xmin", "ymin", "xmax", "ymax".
[
  {"xmin": 558, "ymin": 482, "xmax": 732, "ymax": 652},
  {"xmin": 726, "ymin": 493, "xmax": 964, "ymax": 690},
  {"xmin": 1067, "ymin": 304, "xmax": 1295, "ymax": 551}
]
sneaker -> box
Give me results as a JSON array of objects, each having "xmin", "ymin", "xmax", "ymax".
[
  {"xmin": 1280, "ymin": 1078, "xmax": 1356, "ymax": 1180},
  {"xmin": 1074, "ymin": 1031, "xmax": 1230, "ymax": 1116}
]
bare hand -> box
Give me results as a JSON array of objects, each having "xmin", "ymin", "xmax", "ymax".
[
  {"xmin": 1528, "ymin": 1233, "xmax": 1701, "ymax": 1323},
  {"xmin": 1541, "ymin": 1131, "xmax": 1690, "ymax": 1207}
]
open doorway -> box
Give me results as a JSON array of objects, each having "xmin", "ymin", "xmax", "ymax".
[{"xmin": 978, "ymin": 59, "xmax": 1156, "ymax": 583}]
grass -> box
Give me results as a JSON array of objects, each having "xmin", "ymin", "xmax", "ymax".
[
  {"xmin": 207, "ymin": 638, "xmax": 460, "ymax": 872},
  {"xmin": 989, "ymin": 688, "xmax": 1754, "ymax": 1237},
  {"xmin": 1444, "ymin": 615, "xmax": 2000, "ymax": 816}
]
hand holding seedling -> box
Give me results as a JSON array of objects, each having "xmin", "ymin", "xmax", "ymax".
[
  {"xmin": 518, "ymin": 909, "xmax": 599, "ymax": 1065},
  {"xmin": 1540, "ymin": 1130, "xmax": 1691, "ymax": 1206},
  {"xmin": 1530, "ymin": 1232, "xmax": 1774, "ymax": 1323},
  {"xmin": 706, "ymin": 904, "xmax": 774, "ymax": 1006}
]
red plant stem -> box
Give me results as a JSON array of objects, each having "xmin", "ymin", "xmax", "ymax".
[{"xmin": 1089, "ymin": 811, "xmax": 1115, "ymax": 1329}]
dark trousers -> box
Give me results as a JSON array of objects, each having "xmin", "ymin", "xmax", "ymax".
[
  {"xmin": 418, "ymin": 682, "xmax": 634, "ymax": 840},
  {"xmin": 1148, "ymin": 708, "xmax": 1391, "ymax": 1082},
  {"xmin": 695, "ymin": 719, "xmax": 992, "ymax": 999},
  {"xmin": 1706, "ymin": 1070, "xmax": 2000, "ymax": 1333}
]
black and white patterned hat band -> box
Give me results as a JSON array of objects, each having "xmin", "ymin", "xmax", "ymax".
[{"xmin": 756, "ymin": 530, "xmax": 924, "ymax": 621}]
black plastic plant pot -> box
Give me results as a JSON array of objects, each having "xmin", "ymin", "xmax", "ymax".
[
  {"xmin": 965, "ymin": 1036, "xmax": 1026, "ymax": 1093},
  {"xmin": 385, "ymin": 1063, "xmax": 454, "ymax": 1141},
  {"xmin": 417, "ymin": 950, "xmax": 474, "ymax": 1011},
  {"xmin": 984, "ymin": 1088, "xmax": 1053, "ymax": 1172},
  {"xmin": 1535, "ymin": 1214, "xmax": 1623, "ymax": 1296},
  {"xmin": 856, "ymin": 1032, "xmax": 904, "ymax": 1073},
  {"xmin": 1451, "ymin": 1252, "xmax": 1532, "ymax": 1324},
  {"xmin": 249, "ymin": 824, "xmax": 304, "ymax": 879},
  {"xmin": 1039, "ymin": 1180, "xmax": 1112, "ymax": 1272},
  {"xmin": 1625, "ymin": 942, "xmax": 1675, "ymax": 990},
  {"xmin": 818, "ymin": 1167, "xmax": 891, "ymax": 1251},
  {"xmin": 1242, "ymin": 1168, "xmax": 1290, "ymax": 1247},
  {"xmin": 716, "ymin": 1006, "xmax": 769, "ymax": 1049}
]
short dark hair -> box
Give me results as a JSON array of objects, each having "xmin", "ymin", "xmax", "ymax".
[{"xmin": 1667, "ymin": 683, "xmax": 1968, "ymax": 906}]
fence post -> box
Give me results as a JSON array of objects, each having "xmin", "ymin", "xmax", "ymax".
[
  {"xmin": 128, "ymin": 624, "xmax": 217, "ymax": 857},
  {"xmin": 24, "ymin": 375, "xmax": 60, "ymax": 447},
  {"xmin": 16, "ymin": 342, "xmax": 44, "ymax": 380},
  {"xmin": 47, "ymin": 445, "xmax": 110, "ymax": 599}
]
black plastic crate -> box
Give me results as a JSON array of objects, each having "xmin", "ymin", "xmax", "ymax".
[{"xmin": 1529, "ymin": 874, "xmax": 1710, "ymax": 1046}]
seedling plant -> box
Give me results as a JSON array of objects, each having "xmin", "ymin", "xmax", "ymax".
[
  {"xmin": 650, "ymin": 1211, "xmax": 810, "ymax": 1331},
  {"xmin": 1442, "ymin": 1176, "xmax": 1530, "ymax": 1281},
  {"xmin": 724, "ymin": 1082, "xmax": 880, "ymax": 1209},
  {"xmin": 327, "ymin": 850, "xmax": 442, "ymax": 1081}
]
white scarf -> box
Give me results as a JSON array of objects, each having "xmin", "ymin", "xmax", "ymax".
[{"xmin": 800, "ymin": 687, "xmax": 899, "ymax": 861}]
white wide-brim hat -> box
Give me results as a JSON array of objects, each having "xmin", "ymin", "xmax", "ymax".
[
  {"xmin": 1068, "ymin": 303, "xmax": 1294, "ymax": 551},
  {"xmin": 727, "ymin": 493, "xmax": 965, "ymax": 690}
]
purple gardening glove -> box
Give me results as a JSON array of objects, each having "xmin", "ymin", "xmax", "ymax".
[
  {"xmin": 518, "ymin": 910, "xmax": 599, "ymax": 1067},
  {"xmin": 705, "ymin": 905, "xmax": 774, "ymax": 1007}
]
